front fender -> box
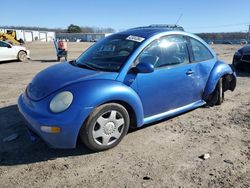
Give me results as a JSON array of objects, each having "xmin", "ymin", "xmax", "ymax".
[
  {"xmin": 203, "ymin": 61, "xmax": 236, "ymax": 100},
  {"xmin": 69, "ymin": 79, "xmax": 144, "ymax": 128}
]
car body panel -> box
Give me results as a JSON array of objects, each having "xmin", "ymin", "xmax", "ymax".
[
  {"xmin": 144, "ymin": 100, "xmax": 205, "ymax": 124},
  {"xmin": 18, "ymin": 27, "xmax": 236, "ymax": 149},
  {"xmin": 18, "ymin": 92, "xmax": 92, "ymax": 148},
  {"xmin": 135, "ymin": 63, "xmax": 204, "ymax": 117},
  {"xmin": 27, "ymin": 62, "xmax": 119, "ymax": 101}
]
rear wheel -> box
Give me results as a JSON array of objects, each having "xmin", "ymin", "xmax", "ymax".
[
  {"xmin": 18, "ymin": 51, "xmax": 28, "ymax": 62},
  {"xmin": 216, "ymin": 78, "xmax": 224, "ymax": 105},
  {"xmin": 207, "ymin": 78, "xmax": 224, "ymax": 106},
  {"xmin": 80, "ymin": 103, "xmax": 130, "ymax": 151}
]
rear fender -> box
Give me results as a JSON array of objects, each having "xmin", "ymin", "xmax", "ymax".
[{"xmin": 203, "ymin": 61, "xmax": 236, "ymax": 100}]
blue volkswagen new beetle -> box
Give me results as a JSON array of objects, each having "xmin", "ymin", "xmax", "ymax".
[{"xmin": 18, "ymin": 25, "xmax": 236, "ymax": 151}]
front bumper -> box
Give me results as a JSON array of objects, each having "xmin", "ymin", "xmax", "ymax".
[
  {"xmin": 233, "ymin": 53, "xmax": 250, "ymax": 68},
  {"xmin": 18, "ymin": 93, "xmax": 92, "ymax": 148}
]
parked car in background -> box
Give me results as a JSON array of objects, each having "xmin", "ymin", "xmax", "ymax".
[
  {"xmin": 18, "ymin": 25, "xmax": 236, "ymax": 151},
  {"xmin": 233, "ymin": 45, "xmax": 250, "ymax": 70},
  {"xmin": 240, "ymin": 39, "xmax": 248, "ymax": 45},
  {"xmin": 0, "ymin": 40, "xmax": 30, "ymax": 62},
  {"xmin": 223, "ymin": 40, "xmax": 233, "ymax": 44},
  {"xmin": 90, "ymin": 39, "xmax": 99, "ymax": 42}
]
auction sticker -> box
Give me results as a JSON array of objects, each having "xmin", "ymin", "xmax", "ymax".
[{"xmin": 126, "ymin": 35, "xmax": 145, "ymax": 42}]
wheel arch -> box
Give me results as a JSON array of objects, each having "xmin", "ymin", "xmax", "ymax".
[
  {"xmin": 100, "ymin": 100, "xmax": 138, "ymax": 129},
  {"xmin": 203, "ymin": 61, "xmax": 236, "ymax": 101},
  {"xmin": 71, "ymin": 80, "xmax": 145, "ymax": 146}
]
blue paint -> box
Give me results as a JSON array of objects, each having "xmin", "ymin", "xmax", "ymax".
[{"xmin": 18, "ymin": 27, "xmax": 236, "ymax": 148}]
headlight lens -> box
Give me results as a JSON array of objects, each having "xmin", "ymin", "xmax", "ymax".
[
  {"xmin": 50, "ymin": 91, "xmax": 73, "ymax": 113},
  {"xmin": 235, "ymin": 51, "xmax": 242, "ymax": 56}
]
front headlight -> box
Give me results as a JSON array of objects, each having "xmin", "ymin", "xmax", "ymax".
[
  {"xmin": 50, "ymin": 91, "xmax": 73, "ymax": 113},
  {"xmin": 235, "ymin": 51, "xmax": 242, "ymax": 56}
]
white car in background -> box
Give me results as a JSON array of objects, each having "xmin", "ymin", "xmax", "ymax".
[{"xmin": 0, "ymin": 40, "xmax": 30, "ymax": 62}]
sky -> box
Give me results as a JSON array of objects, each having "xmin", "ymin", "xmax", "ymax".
[{"xmin": 1, "ymin": 0, "xmax": 250, "ymax": 33}]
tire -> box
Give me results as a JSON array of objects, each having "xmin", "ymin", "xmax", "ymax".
[
  {"xmin": 216, "ymin": 78, "xmax": 224, "ymax": 105},
  {"xmin": 207, "ymin": 78, "xmax": 224, "ymax": 106},
  {"xmin": 80, "ymin": 103, "xmax": 130, "ymax": 151},
  {"xmin": 18, "ymin": 51, "xmax": 28, "ymax": 62}
]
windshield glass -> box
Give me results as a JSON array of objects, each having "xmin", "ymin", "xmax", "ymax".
[{"xmin": 76, "ymin": 34, "xmax": 143, "ymax": 72}]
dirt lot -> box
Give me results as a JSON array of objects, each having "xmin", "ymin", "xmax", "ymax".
[{"xmin": 0, "ymin": 43, "xmax": 249, "ymax": 188}]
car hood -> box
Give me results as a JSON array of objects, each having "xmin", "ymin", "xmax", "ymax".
[
  {"xmin": 241, "ymin": 45, "xmax": 250, "ymax": 54},
  {"xmin": 27, "ymin": 62, "xmax": 119, "ymax": 101}
]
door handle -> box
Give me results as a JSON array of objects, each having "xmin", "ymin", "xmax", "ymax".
[{"xmin": 186, "ymin": 70, "xmax": 194, "ymax": 75}]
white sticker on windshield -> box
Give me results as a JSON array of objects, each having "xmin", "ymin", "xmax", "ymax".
[{"xmin": 126, "ymin": 35, "xmax": 145, "ymax": 43}]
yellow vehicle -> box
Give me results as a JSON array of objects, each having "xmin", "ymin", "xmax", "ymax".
[{"xmin": 0, "ymin": 31, "xmax": 20, "ymax": 45}]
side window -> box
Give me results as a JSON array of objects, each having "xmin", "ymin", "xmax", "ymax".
[
  {"xmin": 136, "ymin": 35, "xmax": 189, "ymax": 68},
  {"xmin": 136, "ymin": 40, "xmax": 160, "ymax": 66},
  {"xmin": 190, "ymin": 38, "xmax": 214, "ymax": 62},
  {"xmin": 0, "ymin": 41, "xmax": 9, "ymax": 48},
  {"xmin": 156, "ymin": 36, "xmax": 189, "ymax": 68}
]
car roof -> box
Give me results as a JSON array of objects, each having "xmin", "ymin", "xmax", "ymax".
[{"xmin": 117, "ymin": 25, "xmax": 184, "ymax": 39}]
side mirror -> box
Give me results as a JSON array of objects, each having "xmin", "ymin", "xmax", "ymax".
[
  {"xmin": 7, "ymin": 45, "xmax": 12, "ymax": 48},
  {"xmin": 136, "ymin": 62, "xmax": 154, "ymax": 73},
  {"xmin": 136, "ymin": 55, "xmax": 155, "ymax": 73}
]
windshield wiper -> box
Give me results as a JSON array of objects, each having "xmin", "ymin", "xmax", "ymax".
[
  {"xmin": 77, "ymin": 62, "xmax": 101, "ymax": 71},
  {"xmin": 69, "ymin": 60, "xmax": 77, "ymax": 65},
  {"xmin": 69, "ymin": 60, "xmax": 95, "ymax": 70}
]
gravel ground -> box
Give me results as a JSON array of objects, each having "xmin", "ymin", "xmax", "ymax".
[{"xmin": 0, "ymin": 43, "xmax": 249, "ymax": 188}]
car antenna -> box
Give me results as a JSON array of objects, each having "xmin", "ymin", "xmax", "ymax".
[{"xmin": 175, "ymin": 13, "xmax": 183, "ymax": 26}]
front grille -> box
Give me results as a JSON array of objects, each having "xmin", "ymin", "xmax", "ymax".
[{"xmin": 241, "ymin": 54, "xmax": 250, "ymax": 62}]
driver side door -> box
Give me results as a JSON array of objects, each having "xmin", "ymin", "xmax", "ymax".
[{"xmin": 134, "ymin": 35, "xmax": 204, "ymax": 118}]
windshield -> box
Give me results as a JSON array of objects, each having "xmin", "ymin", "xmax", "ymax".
[{"xmin": 76, "ymin": 34, "xmax": 143, "ymax": 72}]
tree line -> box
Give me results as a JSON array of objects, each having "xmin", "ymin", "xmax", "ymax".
[
  {"xmin": 0, "ymin": 24, "xmax": 115, "ymax": 34},
  {"xmin": 197, "ymin": 32, "xmax": 248, "ymax": 39},
  {"xmin": 66, "ymin": 24, "xmax": 115, "ymax": 33}
]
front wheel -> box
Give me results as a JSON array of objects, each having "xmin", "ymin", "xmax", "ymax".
[
  {"xmin": 18, "ymin": 51, "xmax": 28, "ymax": 62},
  {"xmin": 80, "ymin": 103, "xmax": 130, "ymax": 151}
]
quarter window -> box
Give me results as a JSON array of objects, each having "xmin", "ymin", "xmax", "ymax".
[
  {"xmin": 137, "ymin": 35, "xmax": 189, "ymax": 68},
  {"xmin": 190, "ymin": 38, "xmax": 214, "ymax": 62}
]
